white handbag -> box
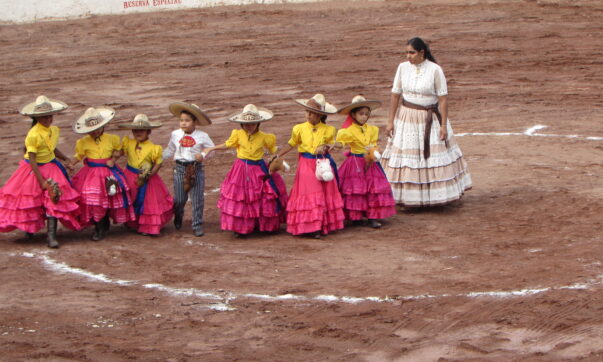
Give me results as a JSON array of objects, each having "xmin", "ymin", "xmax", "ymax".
[{"xmin": 315, "ymin": 158, "xmax": 334, "ymax": 182}]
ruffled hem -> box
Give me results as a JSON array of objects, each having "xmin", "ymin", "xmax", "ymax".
[
  {"xmin": 0, "ymin": 160, "xmax": 81, "ymax": 232},
  {"xmin": 391, "ymin": 172, "xmax": 472, "ymax": 206}
]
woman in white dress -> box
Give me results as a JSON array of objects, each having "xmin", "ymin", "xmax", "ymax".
[{"xmin": 381, "ymin": 37, "xmax": 472, "ymax": 207}]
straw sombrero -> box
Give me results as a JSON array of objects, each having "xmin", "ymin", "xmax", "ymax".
[
  {"xmin": 337, "ymin": 95, "xmax": 381, "ymax": 115},
  {"xmin": 118, "ymin": 114, "xmax": 162, "ymax": 130},
  {"xmin": 169, "ymin": 102, "xmax": 211, "ymax": 126},
  {"xmin": 228, "ymin": 104, "xmax": 273, "ymax": 123},
  {"xmin": 294, "ymin": 94, "xmax": 337, "ymax": 115},
  {"xmin": 73, "ymin": 106, "xmax": 115, "ymax": 134},
  {"xmin": 20, "ymin": 95, "xmax": 68, "ymax": 117}
]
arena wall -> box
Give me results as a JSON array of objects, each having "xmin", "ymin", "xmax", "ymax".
[{"xmin": 0, "ymin": 0, "xmax": 329, "ymax": 24}]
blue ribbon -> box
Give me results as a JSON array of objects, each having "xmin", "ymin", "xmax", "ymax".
[
  {"xmin": 301, "ymin": 152, "xmax": 339, "ymax": 184},
  {"xmin": 25, "ymin": 158, "xmax": 71, "ymax": 185},
  {"xmin": 239, "ymin": 158, "xmax": 282, "ymax": 212},
  {"xmin": 127, "ymin": 165, "xmax": 147, "ymax": 215},
  {"xmin": 86, "ymin": 160, "xmax": 129, "ymax": 208}
]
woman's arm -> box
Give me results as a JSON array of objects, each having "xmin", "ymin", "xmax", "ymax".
[
  {"xmin": 387, "ymin": 93, "xmax": 401, "ymax": 137},
  {"xmin": 54, "ymin": 148, "xmax": 74, "ymax": 171},
  {"xmin": 28, "ymin": 152, "xmax": 48, "ymax": 189},
  {"xmin": 438, "ymin": 95, "xmax": 448, "ymax": 140},
  {"xmin": 277, "ymin": 144, "xmax": 295, "ymax": 158},
  {"xmin": 195, "ymin": 143, "xmax": 227, "ymax": 162}
]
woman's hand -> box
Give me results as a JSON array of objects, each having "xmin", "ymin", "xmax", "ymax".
[
  {"xmin": 386, "ymin": 123, "xmax": 394, "ymax": 138},
  {"xmin": 63, "ymin": 158, "xmax": 74, "ymax": 172},
  {"xmin": 106, "ymin": 159, "xmax": 115, "ymax": 168},
  {"xmin": 439, "ymin": 126, "xmax": 448, "ymax": 141}
]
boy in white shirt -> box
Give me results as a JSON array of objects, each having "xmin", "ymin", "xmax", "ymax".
[{"xmin": 163, "ymin": 102, "xmax": 214, "ymax": 236}]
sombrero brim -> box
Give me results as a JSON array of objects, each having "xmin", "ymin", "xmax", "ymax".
[
  {"xmin": 20, "ymin": 99, "xmax": 68, "ymax": 117},
  {"xmin": 294, "ymin": 99, "xmax": 338, "ymax": 115},
  {"xmin": 169, "ymin": 102, "xmax": 211, "ymax": 126},
  {"xmin": 118, "ymin": 122, "xmax": 163, "ymax": 130},
  {"xmin": 337, "ymin": 100, "xmax": 382, "ymax": 115},
  {"xmin": 228, "ymin": 107, "xmax": 273, "ymax": 123},
  {"xmin": 73, "ymin": 107, "xmax": 115, "ymax": 134}
]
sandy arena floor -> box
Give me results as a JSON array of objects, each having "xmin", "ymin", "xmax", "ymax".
[{"xmin": 1, "ymin": 0, "xmax": 603, "ymax": 360}]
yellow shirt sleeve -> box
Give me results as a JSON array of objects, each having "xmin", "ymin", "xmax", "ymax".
[
  {"xmin": 152, "ymin": 144, "xmax": 163, "ymax": 164},
  {"xmin": 224, "ymin": 129, "xmax": 239, "ymax": 149},
  {"xmin": 74, "ymin": 138, "xmax": 85, "ymax": 160},
  {"xmin": 111, "ymin": 134, "xmax": 122, "ymax": 151},
  {"xmin": 287, "ymin": 124, "xmax": 301, "ymax": 148},
  {"xmin": 324, "ymin": 125, "xmax": 336, "ymax": 144},
  {"xmin": 264, "ymin": 133, "xmax": 277, "ymax": 154},
  {"xmin": 122, "ymin": 136, "xmax": 131, "ymax": 157},
  {"xmin": 370, "ymin": 125, "xmax": 379, "ymax": 146},
  {"xmin": 24, "ymin": 129, "xmax": 40, "ymax": 154},
  {"xmin": 335, "ymin": 128, "xmax": 353, "ymax": 147}
]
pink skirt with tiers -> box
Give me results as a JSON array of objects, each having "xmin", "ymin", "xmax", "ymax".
[
  {"xmin": 338, "ymin": 154, "xmax": 396, "ymax": 221},
  {"xmin": 0, "ymin": 160, "xmax": 81, "ymax": 233},
  {"xmin": 218, "ymin": 159, "xmax": 287, "ymax": 234},
  {"xmin": 124, "ymin": 168, "xmax": 174, "ymax": 235},
  {"xmin": 72, "ymin": 158, "xmax": 136, "ymax": 226},
  {"xmin": 286, "ymin": 154, "xmax": 344, "ymax": 235}
]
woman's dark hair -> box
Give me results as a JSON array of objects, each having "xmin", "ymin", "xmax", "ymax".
[
  {"xmin": 30, "ymin": 117, "xmax": 38, "ymax": 128},
  {"xmin": 181, "ymin": 110, "xmax": 197, "ymax": 122},
  {"xmin": 407, "ymin": 37, "xmax": 437, "ymax": 64},
  {"xmin": 320, "ymin": 114, "xmax": 327, "ymax": 123}
]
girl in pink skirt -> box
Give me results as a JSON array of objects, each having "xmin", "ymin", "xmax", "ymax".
[
  {"xmin": 202, "ymin": 104, "xmax": 287, "ymax": 237},
  {"xmin": 71, "ymin": 107, "xmax": 136, "ymax": 241},
  {"xmin": 336, "ymin": 95, "xmax": 396, "ymax": 228},
  {"xmin": 118, "ymin": 114, "xmax": 174, "ymax": 236},
  {"xmin": 0, "ymin": 96, "xmax": 81, "ymax": 248},
  {"xmin": 276, "ymin": 94, "xmax": 345, "ymax": 238}
]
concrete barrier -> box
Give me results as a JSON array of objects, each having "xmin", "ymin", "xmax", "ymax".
[{"xmin": 0, "ymin": 0, "xmax": 327, "ymax": 24}]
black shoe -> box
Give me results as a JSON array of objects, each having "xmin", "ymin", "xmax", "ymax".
[
  {"xmin": 46, "ymin": 217, "xmax": 59, "ymax": 248},
  {"xmin": 193, "ymin": 229, "xmax": 204, "ymax": 237},
  {"xmin": 368, "ymin": 219, "xmax": 382, "ymax": 229},
  {"xmin": 92, "ymin": 216, "xmax": 110, "ymax": 241},
  {"xmin": 174, "ymin": 216, "xmax": 182, "ymax": 230}
]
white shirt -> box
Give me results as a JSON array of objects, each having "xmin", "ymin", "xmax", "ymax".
[
  {"xmin": 163, "ymin": 129, "xmax": 215, "ymax": 162},
  {"xmin": 391, "ymin": 60, "xmax": 448, "ymax": 107}
]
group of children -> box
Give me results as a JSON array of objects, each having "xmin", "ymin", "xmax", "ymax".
[{"xmin": 0, "ymin": 93, "xmax": 396, "ymax": 248}]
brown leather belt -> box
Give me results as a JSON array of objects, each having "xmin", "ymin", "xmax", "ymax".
[{"xmin": 402, "ymin": 99, "xmax": 446, "ymax": 159}]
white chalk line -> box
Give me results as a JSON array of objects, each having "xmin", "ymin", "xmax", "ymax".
[
  {"xmin": 15, "ymin": 251, "xmax": 603, "ymax": 312},
  {"xmin": 456, "ymin": 124, "xmax": 603, "ymax": 140}
]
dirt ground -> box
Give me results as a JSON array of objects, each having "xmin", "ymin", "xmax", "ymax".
[{"xmin": 1, "ymin": 0, "xmax": 603, "ymax": 360}]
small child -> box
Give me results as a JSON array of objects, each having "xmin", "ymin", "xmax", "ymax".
[
  {"xmin": 203, "ymin": 104, "xmax": 287, "ymax": 237},
  {"xmin": 163, "ymin": 102, "xmax": 214, "ymax": 237},
  {"xmin": 71, "ymin": 107, "xmax": 136, "ymax": 241},
  {"xmin": 276, "ymin": 94, "xmax": 344, "ymax": 238},
  {"xmin": 119, "ymin": 114, "xmax": 174, "ymax": 236},
  {"xmin": 0, "ymin": 96, "xmax": 81, "ymax": 248},
  {"xmin": 336, "ymin": 95, "xmax": 396, "ymax": 228}
]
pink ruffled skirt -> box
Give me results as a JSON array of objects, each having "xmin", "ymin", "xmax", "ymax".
[
  {"xmin": 72, "ymin": 158, "xmax": 136, "ymax": 226},
  {"xmin": 124, "ymin": 167, "xmax": 174, "ymax": 235},
  {"xmin": 286, "ymin": 154, "xmax": 344, "ymax": 235},
  {"xmin": 0, "ymin": 160, "xmax": 81, "ymax": 233},
  {"xmin": 338, "ymin": 154, "xmax": 396, "ymax": 221},
  {"xmin": 218, "ymin": 159, "xmax": 288, "ymax": 234}
]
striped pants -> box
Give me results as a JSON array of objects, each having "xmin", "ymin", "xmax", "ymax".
[{"xmin": 173, "ymin": 162, "xmax": 205, "ymax": 233}]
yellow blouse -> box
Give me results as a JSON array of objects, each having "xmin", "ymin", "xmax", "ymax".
[
  {"xmin": 122, "ymin": 136, "xmax": 163, "ymax": 169},
  {"xmin": 74, "ymin": 133, "xmax": 121, "ymax": 160},
  {"xmin": 225, "ymin": 129, "xmax": 277, "ymax": 161},
  {"xmin": 24, "ymin": 123, "xmax": 59, "ymax": 163},
  {"xmin": 287, "ymin": 121, "xmax": 336, "ymax": 154},
  {"xmin": 336, "ymin": 123, "xmax": 379, "ymax": 154}
]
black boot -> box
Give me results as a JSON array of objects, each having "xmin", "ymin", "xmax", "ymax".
[
  {"xmin": 174, "ymin": 214, "xmax": 182, "ymax": 230},
  {"xmin": 47, "ymin": 217, "xmax": 59, "ymax": 248},
  {"xmin": 92, "ymin": 215, "xmax": 110, "ymax": 241}
]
